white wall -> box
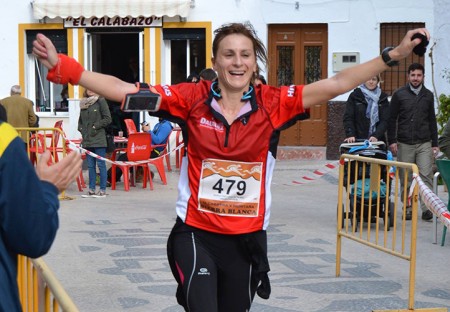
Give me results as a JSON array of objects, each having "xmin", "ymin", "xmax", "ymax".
[
  {"xmin": 433, "ymin": 0, "xmax": 450, "ymax": 97},
  {"xmin": 2, "ymin": 0, "xmax": 443, "ymax": 128}
]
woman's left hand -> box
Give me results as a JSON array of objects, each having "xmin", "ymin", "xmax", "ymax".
[{"xmin": 390, "ymin": 28, "xmax": 430, "ymax": 62}]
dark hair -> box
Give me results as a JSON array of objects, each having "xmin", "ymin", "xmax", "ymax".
[
  {"xmin": 213, "ymin": 22, "xmax": 268, "ymax": 76},
  {"xmin": 187, "ymin": 72, "xmax": 200, "ymax": 82},
  {"xmin": 255, "ymin": 74, "xmax": 267, "ymax": 85},
  {"xmin": 199, "ymin": 68, "xmax": 218, "ymax": 81},
  {"xmin": 408, "ymin": 63, "xmax": 425, "ymax": 74}
]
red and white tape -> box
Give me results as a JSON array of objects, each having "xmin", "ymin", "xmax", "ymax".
[
  {"xmin": 413, "ymin": 174, "xmax": 450, "ymax": 228},
  {"xmin": 291, "ymin": 161, "xmax": 339, "ymax": 184},
  {"xmin": 65, "ymin": 138, "xmax": 184, "ymax": 166}
]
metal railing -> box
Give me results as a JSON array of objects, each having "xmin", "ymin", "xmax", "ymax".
[
  {"xmin": 336, "ymin": 153, "xmax": 447, "ymax": 312},
  {"xmin": 17, "ymin": 256, "xmax": 79, "ymax": 312}
]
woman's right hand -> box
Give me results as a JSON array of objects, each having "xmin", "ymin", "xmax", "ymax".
[
  {"xmin": 389, "ymin": 143, "xmax": 398, "ymax": 156},
  {"xmin": 32, "ymin": 33, "xmax": 59, "ymax": 70},
  {"xmin": 344, "ymin": 136, "xmax": 355, "ymax": 143}
]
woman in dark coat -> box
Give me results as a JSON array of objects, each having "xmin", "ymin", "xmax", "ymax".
[{"xmin": 343, "ymin": 75, "xmax": 390, "ymax": 143}]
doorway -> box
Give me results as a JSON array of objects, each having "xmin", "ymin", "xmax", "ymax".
[
  {"xmin": 87, "ymin": 29, "xmax": 141, "ymax": 135},
  {"xmin": 268, "ymin": 24, "xmax": 328, "ymax": 146}
]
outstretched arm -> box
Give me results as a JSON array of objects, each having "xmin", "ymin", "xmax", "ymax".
[
  {"xmin": 33, "ymin": 33, "xmax": 136, "ymax": 102},
  {"xmin": 302, "ymin": 28, "xmax": 430, "ymax": 109}
]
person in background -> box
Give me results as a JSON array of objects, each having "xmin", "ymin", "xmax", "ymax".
[
  {"xmin": 0, "ymin": 104, "xmax": 6, "ymax": 121},
  {"xmin": 186, "ymin": 72, "xmax": 200, "ymax": 83},
  {"xmin": 254, "ymin": 74, "xmax": 267, "ymax": 85},
  {"xmin": 0, "ymin": 85, "xmax": 37, "ymax": 142},
  {"xmin": 78, "ymin": 89, "xmax": 112, "ymax": 197},
  {"xmin": 343, "ymin": 75, "xmax": 390, "ymax": 143},
  {"xmin": 199, "ymin": 67, "xmax": 218, "ymax": 81},
  {"xmin": 107, "ymin": 118, "xmax": 173, "ymax": 183},
  {"xmin": 0, "ymin": 120, "xmax": 82, "ymax": 312},
  {"xmin": 33, "ymin": 23, "xmax": 429, "ymax": 311},
  {"xmin": 60, "ymin": 85, "xmax": 69, "ymax": 109},
  {"xmin": 388, "ymin": 63, "xmax": 439, "ymax": 221}
]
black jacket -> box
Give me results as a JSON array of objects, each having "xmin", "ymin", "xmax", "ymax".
[
  {"xmin": 387, "ymin": 84, "xmax": 438, "ymax": 146},
  {"xmin": 343, "ymin": 87, "xmax": 390, "ymax": 141}
]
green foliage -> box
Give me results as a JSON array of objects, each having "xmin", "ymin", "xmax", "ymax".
[
  {"xmin": 437, "ymin": 69, "xmax": 450, "ymax": 135},
  {"xmin": 437, "ymin": 93, "xmax": 450, "ymax": 135}
]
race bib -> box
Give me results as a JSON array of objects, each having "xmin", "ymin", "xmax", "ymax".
[{"xmin": 198, "ymin": 158, "xmax": 262, "ymax": 217}]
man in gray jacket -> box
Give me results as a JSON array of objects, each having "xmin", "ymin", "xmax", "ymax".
[{"xmin": 388, "ymin": 63, "xmax": 439, "ymax": 221}]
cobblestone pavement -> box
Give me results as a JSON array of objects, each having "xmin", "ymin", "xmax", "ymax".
[{"xmin": 44, "ymin": 160, "xmax": 450, "ymax": 311}]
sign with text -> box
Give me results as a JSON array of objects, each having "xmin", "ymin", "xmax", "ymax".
[{"xmin": 64, "ymin": 16, "xmax": 162, "ymax": 28}]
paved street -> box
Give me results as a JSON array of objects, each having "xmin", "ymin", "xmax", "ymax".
[{"xmin": 44, "ymin": 160, "xmax": 450, "ymax": 312}]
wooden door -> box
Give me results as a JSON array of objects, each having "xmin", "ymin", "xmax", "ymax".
[{"xmin": 268, "ymin": 24, "xmax": 328, "ymax": 146}]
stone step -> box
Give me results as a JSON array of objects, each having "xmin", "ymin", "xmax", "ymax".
[{"xmin": 276, "ymin": 146, "xmax": 327, "ymax": 160}]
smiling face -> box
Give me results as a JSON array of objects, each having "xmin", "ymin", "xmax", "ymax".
[
  {"xmin": 364, "ymin": 76, "xmax": 379, "ymax": 91},
  {"xmin": 408, "ymin": 69, "xmax": 424, "ymax": 88},
  {"xmin": 212, "ymin": 34, "xmax": 257, "ymax": 94}
]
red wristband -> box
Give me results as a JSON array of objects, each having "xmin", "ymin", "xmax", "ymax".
[{"xmin": 46, "ymin": 54, "xmax": 84, "ymax": 85}]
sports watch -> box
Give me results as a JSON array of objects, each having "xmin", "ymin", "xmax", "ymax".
[{"xmin": 381, "ymin": 47, "xmax": 399, "ymax": 67}]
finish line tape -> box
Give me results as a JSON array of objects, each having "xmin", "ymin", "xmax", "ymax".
[
  {"xmin": 414, "ymin": 174, "xmax": 450, "ymax": 228},
  {"xmin": 65, "ymin": 139, "xmax": 184, "ymax": 166}
]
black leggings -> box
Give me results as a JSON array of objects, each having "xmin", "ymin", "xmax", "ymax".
[{"xmin": 170, "ymin": 223, "xmax": 258, "ymax": 312}]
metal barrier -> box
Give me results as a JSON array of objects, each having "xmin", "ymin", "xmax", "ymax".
[
  {"xmin": 17, "ymin": 255, "xmax": 79, "ymax": 312},
  {"xmin": 336, "ymin": 153, "xmax": 447, "ymax": 312}
]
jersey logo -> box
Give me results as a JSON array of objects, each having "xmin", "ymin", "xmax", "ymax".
[
  {"xmin": 162, "ymin": 85, "xmax": 172, "ymax": 96},
  {"xmin": 199, "ymin": 117, "xmax": 224, "ymax": 132},
  {"xmin": 287, "ymin": 84, "xmax": 295, "ymax": 97}
]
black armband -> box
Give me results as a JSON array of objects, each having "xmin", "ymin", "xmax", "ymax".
[{"xmin": 121, "ymin": 82, "xmax": 161, "ymax": 112}]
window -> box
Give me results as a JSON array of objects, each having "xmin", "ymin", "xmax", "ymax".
[
  {"xmin": 26, "ymin": 29, "xmax": 68, "ymax": 114},
  {"xmin": 163, "ymin": 28, "xmax": 206, "ymax": 84},
  {"xmin": 380, "ymin": 23, "xmax": 425, "ymax": 96}
]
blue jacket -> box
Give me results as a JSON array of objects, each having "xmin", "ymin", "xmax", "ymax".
[
  {"xmin": 0, "ymin": 121, "xmax": 60, "ymax": 312},
  {"xmin": 148, "ymin": 120, "xmax": 173, "ymax": 153}
]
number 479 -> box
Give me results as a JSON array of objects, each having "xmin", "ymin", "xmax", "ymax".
[{"xmin": 212, "ymin": 179, "xmax": 246, "ymax": 195}]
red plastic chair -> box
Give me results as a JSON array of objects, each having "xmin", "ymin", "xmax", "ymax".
[
  {"xmin": 52, "ymin": 122, "xmax": 86, "ymax": 191},
  {"xmin": 124, "ymin": 119, "xmax": 137, "ymax": 135},
  {"xmin": 46, "ymin": 120, "xmax": 63, "ymax": 162},
  {"xmin": 111, "ymin": 132, "xmax": 167, "ymax": 191},
  {"xmin": 174, "ymin": 127, "xmax": 184, "ymax": 169},
  {"xmin": 145, "ymin": 133, "xmax": 168, "ymax": 190},
  {"xmin": 151, "ymin": 130, "xmax": 173, "ymax": 172},
  {"xmin": 111, "ymin": 133, "xmax": 151, "ymax": 191},
  {"xmin": 28, "ymin": 132, "xmax": 47, "ymax": 166}
]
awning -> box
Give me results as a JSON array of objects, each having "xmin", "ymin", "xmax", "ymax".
[{"xmin": 31, "ymin": 0, "xmax": 192, "ymax": 19}]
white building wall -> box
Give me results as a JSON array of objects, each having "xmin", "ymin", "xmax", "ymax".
[
  {"xmin": 433, "ymin": 0, "xmax": 450, "ymax": 96},
  {"xmin": 1, "ymin": 0, "xmax": 444, "ymax": 127}
]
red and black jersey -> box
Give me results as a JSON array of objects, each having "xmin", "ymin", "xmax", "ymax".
[{"xmin": 152, "ymin": 81, "xmax": 308, "ymax": 235}]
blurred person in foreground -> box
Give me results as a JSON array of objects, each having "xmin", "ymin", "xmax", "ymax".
[{"xmin": 0, "ymin": 120, "xmax": 82, "ymax": 312}]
